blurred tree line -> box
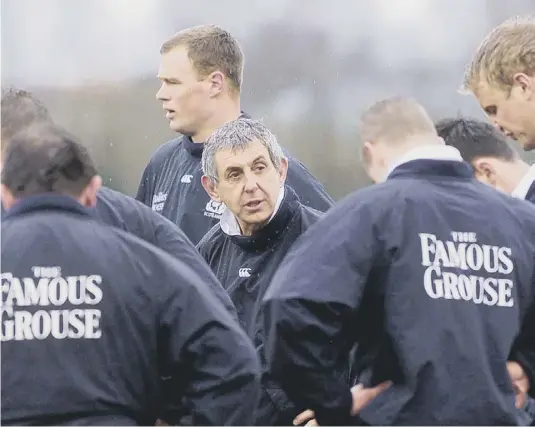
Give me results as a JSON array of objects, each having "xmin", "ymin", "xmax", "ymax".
[{"xmin": 28, "ymin": 19, "xmax": 535, "ymax": 201}]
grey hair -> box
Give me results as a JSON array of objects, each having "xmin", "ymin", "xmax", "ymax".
[{"xmin": 202, "ymin": 118, "xmax": 285, "ymax": 182}]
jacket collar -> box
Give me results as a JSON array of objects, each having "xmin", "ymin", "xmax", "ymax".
[
  {"xmin": 222, "ymin": 186, "xmax": 299, "ymax": 252},
  {"xmin": 2, "ymin": 193, "xmax": 94, "ymax": 221},
  {"xmin": 512, "ymin": 164, "xmax": 535, "ymax": 200},
  {"xmin": 183, "ymin": 111, "xmax": 250, "ymax": 157},
  {"xmin": 387, "ymin": 144, "xmax": 464, "ymax": 179}
]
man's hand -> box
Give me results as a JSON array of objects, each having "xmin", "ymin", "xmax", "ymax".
[
  {"xmin": 350, "ymin": 381, "xmax": 392, "ymax": 416},
  {"xmin": 292, "ymin": 381, "xmax": 392, "ymax": 426},
  {"xmin": 293, "ymin": 409, "xmax": 317, "ymax": 426},
  {"xmin": 507, "ymin": 361, "xmax": 530, "ymax": 409}
]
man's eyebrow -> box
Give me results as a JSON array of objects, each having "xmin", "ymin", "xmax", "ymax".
[
  {"xmin": 252, "ymin": 155, "xmax": 267, "ymax": 163},
  {"xmin": 157, "ymin": 75, "xmax": 180, "ymax": 83}
]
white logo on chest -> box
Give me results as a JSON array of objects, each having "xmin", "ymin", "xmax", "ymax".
[
  {"xmin": 180, "ymin": 174, "xmax": 193, "ymax": 184},
  {"xmin": 204, "ymin": 199, "xmax": 225, "ymax": 219},
  {"xmin": 151, "ymin": 192, "xmax": 167, "ymax": 212}
]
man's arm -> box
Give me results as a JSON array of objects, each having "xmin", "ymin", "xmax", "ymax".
[
  {"xmin": 136, "ymin": 161, "xmax": 156, "ymax": 207},
  {"xmin": 262, "ymin": 200, "xmax": 383, "ymax": 425},
  {"xmin": 161, "ymin": 257, "xmax": 261, "ymax": 426},
  {"xmin": 285, "ymin": 157, "xmax": 334, "ymax": 212}
]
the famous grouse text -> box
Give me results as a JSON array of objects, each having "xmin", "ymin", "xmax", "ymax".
[
  {"xmin": 419, "ymin": 232, "xmax": 514, "ymax": 307},
  {"xmin": 0, "ymin": 266, "xmax": 103, "ymax": 342}
]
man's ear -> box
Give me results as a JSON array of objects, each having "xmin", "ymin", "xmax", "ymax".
[
  {"xmin": 1, "ymin": 184, "xmax": 17, "ymax": 210},
  {"xmin": 513, "ymin": 72, "xmax": 533, "ymax": 99},
  {"xmin": 208, "ymin": 71, "xmax": 225, "ymax": 98},
  {"xmin": 201, "ymin": 175, "xmax": 222, "ymax": 202},
  {"xmin": 278, "ymin": 157, "xmax": 289, "ymax": 185},
  {"xmin": 361, "ymin": 141, "xmax": 373, "ymax": 167},
  {"xmin": 79, "ymin": 175, "xmax": 102, "ymax": 208},
  {"xmin": 472, "ymin": 158, "xmax": 497, "ymax": 186}
]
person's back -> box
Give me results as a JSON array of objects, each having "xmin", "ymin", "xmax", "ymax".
[
  {"xmin": 1, "ymin": 124, "xmax": 261, "ymax": 426},
  {"xmin": 356, "ymin": 161, "xmax": 535, "ymax": 424},
  {"xmin": 261, "ymin": 97, "xmax": 535, "ymax": 425},
  {"xmin": 2, "ymin": 195, "xmax": 259, "ymax": 425}
]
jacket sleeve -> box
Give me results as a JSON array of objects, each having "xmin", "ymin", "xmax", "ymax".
[
  {"xmin": 136, "ymin": 161, "xmax": 156, "ymax": 207},
  {"xmin": 160, "ymin": 256, "xmax": 261, "ymax": 426},
  {"xmin": 285, "ymin": 157, "xmax": 334, "ymax": 213},
  {"xmin": 510, "ymin": 293, "xmax": 535, "ymax": 398},
  {"xmin": 154, "ymin": 218, "xmax": 239, "ymax": 322},
  {"xmin": 261, "ymin": 201, "xmax": 383, "ymax": 425}
]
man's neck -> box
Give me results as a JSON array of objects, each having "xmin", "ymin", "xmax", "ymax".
[
  {"xmin": 191, "ymin": 100, "xmax": 242, "ymax": 143},
  {"xmin": 502, "ymin": 160, "xmax": 531, "ymax": 194}
]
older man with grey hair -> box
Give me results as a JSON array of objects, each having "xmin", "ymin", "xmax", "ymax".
[{"xmin": 197, "ymin": 118, "xmax": 330, "ymax": 425}]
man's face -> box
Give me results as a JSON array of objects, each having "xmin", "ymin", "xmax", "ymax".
[
  {"xmin": 156, "ymin": 46, "xmax": 214, "ymax": 136},
  {"xmin": 207, "ymin": 140, "xmax": 288, "ymax": 233},
  {"xmin": 475, "ymin": 78, "xmax": 535, "ymax": 151}
]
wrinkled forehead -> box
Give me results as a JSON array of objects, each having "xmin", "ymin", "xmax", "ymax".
[{"xmin": 214, "ymin": 139, "xmax": 270, "ymax": 170}]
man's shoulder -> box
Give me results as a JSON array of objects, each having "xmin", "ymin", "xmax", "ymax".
[
  {"xmin": 97, "ymin": 186, "xmax": 133, "ymax": 205},
  {"xmin": 197, "ymin": 223, "xmax": 225, "ymax": 253},
  {"xmin": 147, "ymin": 135, "xmax": 186, "ymax": 166},
  {"xmin": 338, "ymin": 181, "xmax": 398, "ymax": 211},
  {"xmin": 96, "ymin": 187, "xmax": 146, "ymax": 227},
  {"xmin": 299, "ymin": 203, "xmax": 323, "ymax": 224}
]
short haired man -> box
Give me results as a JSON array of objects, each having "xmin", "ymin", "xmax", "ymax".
[
  {"xmin": 197, "ymin": 119, "xmax": 331, "ymax": 425},
  {"xmin": 437, "ymin": 117, "xmax": 535, "ymax": 202},
  {"xmin": 437, "ymin": 117, "xmax": 535, "ymax": 425},
  {"xmin": 0, "ymin": 124, "xmax": 261, "ymax": 425},
  {"xmin": 462, "ymin": 15, "xmax": 535, "ymax": 151},
  {"xmin": 136, "ymin": 25, "xmax": 333, "ymax": 245},
  {"xmin": 261, "ymin": 96, "xmax": 535, "ymax": 425}
]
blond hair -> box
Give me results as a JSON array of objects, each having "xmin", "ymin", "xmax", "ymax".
[
  {"xmin": 463, "ymin": 15, "xmax": 535, "ymax": 93},
  {"xmin": 161, "ymin": 25, "xmax": 244, "ymax": 94},
  {"xmin": 359, "ymin": 96, "xmax": 436, "ymax": 144}
]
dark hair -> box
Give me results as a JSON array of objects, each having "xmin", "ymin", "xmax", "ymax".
[
  {"xmin": 1, "ymin": 87, "xmax": 53, "ymax": 143},
  {"xmin": 1, "ymin": 123, "xmax": 97, "ymax": 198},
  {"xmin": 436, "ymin": 117, "xmax": 518, "ymax": 164}
]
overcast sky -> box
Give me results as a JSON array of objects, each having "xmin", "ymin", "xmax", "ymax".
[{"xmin": 1, "ymin": 0, "xmax": 532, "ymax": 87}]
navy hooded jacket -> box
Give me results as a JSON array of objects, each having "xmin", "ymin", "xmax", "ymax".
[
  {"xmin": 1, "ymin": 194, "xmax": 260, "ymax": 426},
  {"xmin": 262, "ymin": 153, "xmax": 535, "ymax": 426}
]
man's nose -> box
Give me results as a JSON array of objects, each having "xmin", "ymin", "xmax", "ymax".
[
  {"xmin": 156, "ymin": 85, "xmax": 168, "ymax": 101},
  {"xmin": 243, "ymin": 172, "xmax": 259, "ymax": 192}
]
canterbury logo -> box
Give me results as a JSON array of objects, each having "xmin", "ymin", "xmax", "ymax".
[
  {"xmin": 180, "ymin": 174, "xmax": 193, "ymax": 184},
  {"xmin": 238, "ymin": 268, "xmax": 252, "ymax": 278}
]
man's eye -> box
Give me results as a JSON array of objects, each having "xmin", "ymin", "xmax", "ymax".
[{"xmin": 485, "ymin": 106, "xmax": 497, "ymax": 116}]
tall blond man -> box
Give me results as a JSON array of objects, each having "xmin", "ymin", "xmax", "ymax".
[{"xmin": 462, "ymin": 15, "xmax": 535, "ymax": 151}]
